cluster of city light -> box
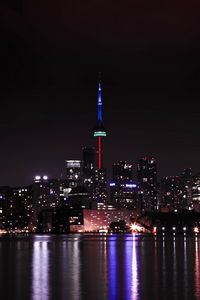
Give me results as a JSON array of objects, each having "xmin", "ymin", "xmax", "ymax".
[{"xmin": 0, "ymin": 228, "xmax": 30, "ymax": 234}]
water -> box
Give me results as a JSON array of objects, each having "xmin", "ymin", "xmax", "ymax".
[{"xmin": 0, "ymin": 234, "xmax": 199, "ymax": 300}]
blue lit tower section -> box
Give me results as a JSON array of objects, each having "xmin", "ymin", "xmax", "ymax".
[
  {"xmin": 93, "ymin": 80, "xmax": 107, "ymax": 170},
  {"xmin": 97, "ymin": 81, "xmax": 103, "ymax": 124}
]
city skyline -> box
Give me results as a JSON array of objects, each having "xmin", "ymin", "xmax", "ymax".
[
  {"xmin": 1, "ymin": 2, "xmax": 200, "ymax": 300},
  {"xmin": 0, "ymin": 90, "xmax": 199, "ymax": 187},
  {"xmin": 0, "ymin": 76, "xmax": 199, "ymax": 186}
]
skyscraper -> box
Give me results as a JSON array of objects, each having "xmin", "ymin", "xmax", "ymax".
[
  {"xmin": 137, "ymin": 157, "xmax": 158, "ymax": 212},
  {"xmin": 110, "ymin": 161, "xmax": 138, "ymax": 210},
  {"xmin": 31, "ymin": 175, "xmax": 50, "ymax": 228}
]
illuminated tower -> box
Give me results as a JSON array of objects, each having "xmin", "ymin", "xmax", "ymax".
[
  {"xmin": 93, "ymin": 79, "xmax": 107, "ymax": 169},
  {"xmin": 92, "ymin": 77, "xmax": 107, "ymax": 205}
]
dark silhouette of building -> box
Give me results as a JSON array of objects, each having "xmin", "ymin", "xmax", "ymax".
[{"xmin": 37, "ymin": 208, "xmax": 70, "ymax": 233}]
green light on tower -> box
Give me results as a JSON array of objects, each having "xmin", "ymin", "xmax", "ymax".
[{"xmin": 94, "ymin": 131, "xmax": 107, "ymax": 137}]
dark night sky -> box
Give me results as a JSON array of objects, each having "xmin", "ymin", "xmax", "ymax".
[{"xmin": 1, "ymin": 0, "xmax": 200, "ymax": 186}]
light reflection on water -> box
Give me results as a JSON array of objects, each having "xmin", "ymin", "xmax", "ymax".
[
  {"xmin": 124, "ymin": 235, "xmax": 139, "ymax": 300},
  {"xmin": 162, "ymin": 236, "xmax": 166, "ymax": 300},
  {"xmin": 71, "ymin": 240, "xmax": 80, "ymax": 300},
  {"xmin": 195, "ymin": 237, "xmax": 200, "ymax": 299},
  {"xmin": 183, "ymin": 237, "xmax": 188, "ymax": 300},
  {"xmin": 108, "ymin": 236, "xmax": 118, "ymax": 300},
  {"xmin": 0, "ymin": 234, "xmax": 199, "ymax": 300},
  {"xmin": 173, "ymin": 236, "xmax": 177, "ymax": 300},
  {"xmin": 32, "ymin": 241, "xmax": 50, "ymax": 300}
]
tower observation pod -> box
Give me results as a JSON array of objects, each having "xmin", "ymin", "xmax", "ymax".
[{"xmin": 93, "ymin": 78, "xmax": 107, "ymax": 170}]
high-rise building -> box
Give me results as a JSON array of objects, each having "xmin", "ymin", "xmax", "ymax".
[
  {"xmin": 31, "ymin": 175, "xmax": 51, "ymax": 228},
  {"xmin": 137, "ymin": 157, "xmax": 158, "ymax": 212},
  {"xmin": 161, "ymin": 169, "xmax": 192, "ymax": 211},
  {"xmin": 109, "ymin": 161, "xmax": 138, "ymax": 210},
  {"xmin": 11, "ymin": 186, "xmax": 33, "ymax": 230},
  {"xmin": 65, "ymin": 160, "xmax": 81, "ymax": 188},
  {"xmin": 31, "ymin": 175, "xmax": 67, "ymax": 227},
  {"xmin": 32, "ymin": 176, "xmax": 65, "ymax": 211},
  {"xmin": 31, "ymin": 175, "xmax": 74, "ymax": 228},
  {"xmin": 82, "ymin": 147, "xmax": 95, "ymax": 192},
  {"xmin": 92, "ymin": 77, "xmax": 107, "ymax": 203},
  {"xmin": 0, "ymin": 186, "xmax": 33, "ymax": 230}
]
